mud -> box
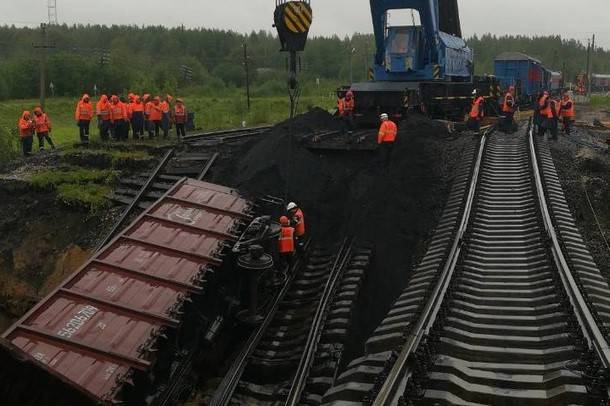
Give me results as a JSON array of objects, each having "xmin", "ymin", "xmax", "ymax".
[
  {"xmin": 0, "ymin": 179, "xmax": 117, "ymax": 326},
  {"xmin": 548, "ymin": 128, "xmax": 610, "ymax": 278},
  {"xmin": 224, "ymin": 109, "xmax": 475, "ymax": 356}
]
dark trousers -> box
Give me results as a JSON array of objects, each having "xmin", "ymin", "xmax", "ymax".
[
  {"xmin": 501, "ymin": 112, "xmax": 514, "ymax": 133},
  {"xmin": 563, "ymin": 117, "xmax": 574, "ymax": 134},
  {"xmin": 175, "ymin": 123, "xmax": 186, "ymax": 138},
  {"xmin": 78, "ymin": 120, "xmax": 90, "ymax": 143},
  {"xmin": 99, "ymin": 120, "xmax": 110, "ymax": 141},
  {"xmin": 151, "ymin": 120, "xmax": 161, "ymax": 138},
  {"xmin": 131, "ymin": 112, "xmax": 145, "ymax": 138},
  {"xmin": 161, "ymin": 113, "xmax": 170, "ymax": 138},
  {"xmin": 542, "ymin": 118, "xmax": 558, "ymax": 139},
  {"xmin": 112, "ymin": 121, "xmax": 128, "ymax": 140},
  {"xmin": 21, "ymin": 136, "xmax": 33, "ymax": 156},
  {"xmin": 279, "ymin": 252, "xmax": 294, "ymax": 273},
  {"xmin": 467, "ymin": 117, "xmax": 481, "ymax": 132},
  {"xmin": 341, "ymin": 115, "xmax": 355, "ymax": 135},
  {"xmin": 379, "ymin": 142, "xmax": 394, "ymax": 168},
  {"xmin": 36, "ymin": 132, "xmax": 55, "ymax": 150}
]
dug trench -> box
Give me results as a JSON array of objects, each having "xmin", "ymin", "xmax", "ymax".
[{"xmin": 198, "ymin": 109, "xmax": 476, "ymax": 391}]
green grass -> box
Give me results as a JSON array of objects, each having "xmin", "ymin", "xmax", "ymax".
[
  {"xmin": 0, "ymin": 94, "xmax": 335, "ymax": 159},
  {"xmin": 27, "ymin": 167, "xmax": 118, "ymax": 211},
  {"xmin": 590, "ymin": 95, "xmax": 610, "ymax": 108}
]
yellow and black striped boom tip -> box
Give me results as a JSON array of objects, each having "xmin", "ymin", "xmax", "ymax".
[{"xmin": 282, "ymin": 1, "xmax": 313, "ymax": 34}]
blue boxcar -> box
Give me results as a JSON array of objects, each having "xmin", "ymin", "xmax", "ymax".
[{"xmin": 494, "ymin": 52, "xmax": 546, "ymax": 102}]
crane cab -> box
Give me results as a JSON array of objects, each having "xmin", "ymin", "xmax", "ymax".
[{"xmin": 384, "ymin": 25, "xmax": 424, "ymax": 74}]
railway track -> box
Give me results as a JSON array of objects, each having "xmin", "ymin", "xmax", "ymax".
[
  {"xmin": 323, "ymin": 124, "xmax": 610, "ymax": 406},
  {"xmin": 211, "ymin": 239, "xmax": 373, "ymax": 405},
  {"xmin": 100, "ymin": 126, "xmax": 271, "ymax": 249}
]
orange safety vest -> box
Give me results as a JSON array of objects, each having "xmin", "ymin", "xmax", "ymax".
[
  {"xmin": 144, "ymin": 101, "xmax": 153, "ymax": 117},
  {"xmin": 378, "ymin": 120, "xmax": 397, "ymax": 144},
  {"xmin": 469, "ymin": 96, "xmax": 485, "ymax": 119},
  {"xmin": 97, "ymin": 102, "xmax": 111, "ymax": 121},
  {"xmin": 337, "ymin": 98, "xmax": 344, "ymax": 115},
  {"xmin": 75, "ymin": 101, "xmax": 94, "ymax": 121},
  {"xmin": 561, "ymin": 98, "xmax": 575, "ymax": 118},
  {"xmin": 110, "ymin": 103, "xmax": 125, "ymax": 122},
  {"xmin": 34, "ymin": 114, "xmax": 51, "ymax": 133},
  {"xmin": 149, "ymin": 104, "xmax": 163, "ymax": 121},
  {"xmin": 278, "ymin": 226, "xmax": 295, "ymax": 253},
  {"xmin": 292, "ymin": 208, "xmax": 305, "ymax": 237},
  {"xmin": 174, "ymin": 105, "xmax": 187, "ymax": 123},
  {"xmin": 131, "ymin": 102, "xmax": 144, "ymax": 113},
  {"xmin": 539, "ymin": 95, "xmax": 551, "ymax": 118},
  {"xmin": 502, "ymin": 93, "xmax": 514, "ymax": 113},
  {"xmin": 343, "ymin": 98, "xmax": 354, "ymax": 116},
  {"xmin": 160, "ymin": 101, "xmax": 170, "ymax": 114},
  {"xmin": 18, "ymin": 116, "xmax": 34, "ymax": 138}
]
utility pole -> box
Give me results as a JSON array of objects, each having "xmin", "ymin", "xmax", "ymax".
[
  {"xmin": 48, "ymin": 0, "xmax": 58, "ymax": 25},
  {"xmin": 33, "ymin": 23, "xmax": 55, "ymax": 110},
  {"xmin": 587, "ymin": 34, "xmax": 595, "ymax": 96},
  {"xmin": 243, "ymin": 43, "xmax": 251, "ymax": 111},
  {"xmin": 349, "ymin": 47, "xmax": 356, "ymax": 83}
]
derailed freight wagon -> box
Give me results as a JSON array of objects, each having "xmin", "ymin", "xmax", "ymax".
[{"xmin": 0, "ymin": 178, "xmax": 280, "ymax": 405}]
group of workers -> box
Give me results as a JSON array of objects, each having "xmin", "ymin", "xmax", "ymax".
[
  {"xmin": 277, "ymin": 202, "xmax": 306, "ymax": 272},
  {"xmin": 17, "ymin": 108, "xmax": 56, "ymax": 156},
  {"xmin": 468, "ymin": 86, "xmax": 575, "ymax": 137},
  {"xmin": 337, "ymin": 91, "xmax": 399, "ymax": 167},
  {"xmin": 81, "ymin": 93, "xmax": 189, "ymax": 143},
  {"xmin": 17, "ymin": 93, "xmax": 190, "ymax": 157},
  {"xmin": 534, "ymin": 91, "xmax": 575, "ymax": 138}
]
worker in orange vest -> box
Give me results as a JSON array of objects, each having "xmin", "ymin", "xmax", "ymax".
[
  {"xmin": 173, "ymin": 98, "xmax": 188, "ymax": 139},
  {"xmin": 160, "ymin": 95, "xmax": 172, "ymax": 138},
  {"xmin": 548, "ymin": 97, "xmax": 560, "ymax": 139},
  {"xmin": 337, "ymin": 94, "xmax": 345, "ymax": 116},
  {"xmin": 96, "ymin": 95, "xmax": 111, "ymax": 141},
  {"xmin": 278, "ymin": 215, "xmax": 295, "ymax": 272},
  {"xmin": 342, "ymin": 90, "xmax": 356, "ymax": 135},
  {"xmin": 560, "ymin": 91, "xmax": 575, "ymax": 135},
  {"xmin": 501, "ymin": 86, "xmax": 516, "ymax": 133},
  {"xmin": 120, "ymin": 96, "xmax": 131, "ymax": 139},
  {"xmin": 33, "ymin": 107, "xmax": 55, "ymax": 151},
  {"xmin": 109, "ymin": 95, "xmax": 127, "ymax": 140},
  {"xmin": 286, "ymin": 201, "xmax": 305, "ymax": 250},
  {"xmin": 149, "ymin": 97, "xmax": 163, "ymax": 138},
  {"xmin": 538, "ymin": 91, "xmax": 550, "ymax": 137},
  {"xmin": 467, "ymin": 89, "xmax": 485, "ymax": 133},
  {"xmin": 18, "ymin": 111, "xmax": 35, "ymax": 156},
  {"xmin": 378, "ymin": 113, "xmax": 398, "ymax": 168},
  {"xmin": 75, "ymin": 94, "xmax": 94, "ymax": 144},
  {"xmin": 130, "ymin": 95, "xmax": 145, "ymax": 139},
  {"xmin": 143, "ymin": 94, "xmax": 153, "ymax": 138}
]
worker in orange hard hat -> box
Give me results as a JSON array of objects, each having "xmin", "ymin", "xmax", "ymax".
[
  {"xmin": 172, "ymin": 98, "xmax": 188, "ymax": 139},
  {"xmin": 278, "ymin": 215, "xmax": 295, "ymax": 272},
  {"xmin": 501, "ymin": 86, "xmax": 516, "ymax": 133},
  {"xmin": 33, "ymin": 107, "xmax": 55, "ymax": 151},
  {"xmin": 96, "ymin": 95, "xmax": 111, "ymax": 141},
  {"xmin": 148, "ymin": 97, "xmax": 163, "ymax": 138},
  {"xmin": 75, "ymin": 94, "xmax": 94, "ymax": 144},
  {"xmin": 538, "ymin": 91, "xmax": 551, "ymax": 137},
  {"xmin": 18, "ymin": 111, "xmax": 35, "ymax": 156},
  {"xmin": 130, "ymin": 95, "xmax": 145, "ymax": 139},
  {"xmin": 120, "ymin": 96, "xmax": 131, "ymax": 139},
  {"xmin": 109, "ymin": 95, "xmax": 127, "ymax": 140},
  {"xmin": 160, "ymin": 95, "xmax": 172, "ymax": 138},
  {"xmin": 560, "ymin": 91, "xmax": 575, "ymax": 135},
  {"xmin": 143, "ymin": 94, "xmax": 154, "ymax": 138}
]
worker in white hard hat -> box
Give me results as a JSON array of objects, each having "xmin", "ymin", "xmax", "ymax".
[
  {"xmin": 286, "ymin": 202, "xmax": 305, "ymax": 251},
  {"xmin": 378, "ymin": 113, "xmax": 397, "ymax": 169},
  {"xmin": 467, "ymin": 89, "xmax": 485, "ymax": 133}
]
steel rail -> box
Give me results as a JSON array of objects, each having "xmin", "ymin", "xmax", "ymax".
[
  {"xmin": 285, "ymin": 237, "xmax": 353, "ymax": 406},
  {"xmin": 209, "ymin": 239, "xmax": 312, "ymax": 406},
  {"xmin": 182, "ymin": 125, "xmax": 272, "ymax": 142},
  {"xmin": 372, "ymin": 129, "xmax": 490, "ymax": 406},
  {"xmin": 96, "ymin": 148, "xmax": 174, "ymax": 251},
  {"xmin": 529, "ymin": 123, "xmax": 610, "ymax": 369},
  {"xmin": 197, "ymin": 152, "xmax": 220, "ymax": 181}
]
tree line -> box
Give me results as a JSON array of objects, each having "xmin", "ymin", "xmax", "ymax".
[{"xmin": 0, "ymin": 24, "xmax": 608, "ymax": 100}]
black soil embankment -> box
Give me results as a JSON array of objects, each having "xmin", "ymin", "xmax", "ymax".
[{"xmin": 224, "ymin": 108, "xmax": 475, "ymax": 357}]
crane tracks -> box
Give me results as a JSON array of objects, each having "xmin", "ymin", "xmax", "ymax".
[
  {"xmin": 322, "ymin": 126, "xmax": 610, "ymax": 406},
  {"xmin": 212, "ymin": 241, "xmax": 373, "ymax": 406}
]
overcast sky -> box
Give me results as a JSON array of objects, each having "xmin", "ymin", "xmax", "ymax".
[{"xmin": 2, "ymin": 0, "xmax": 609, "ymax": 49}]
